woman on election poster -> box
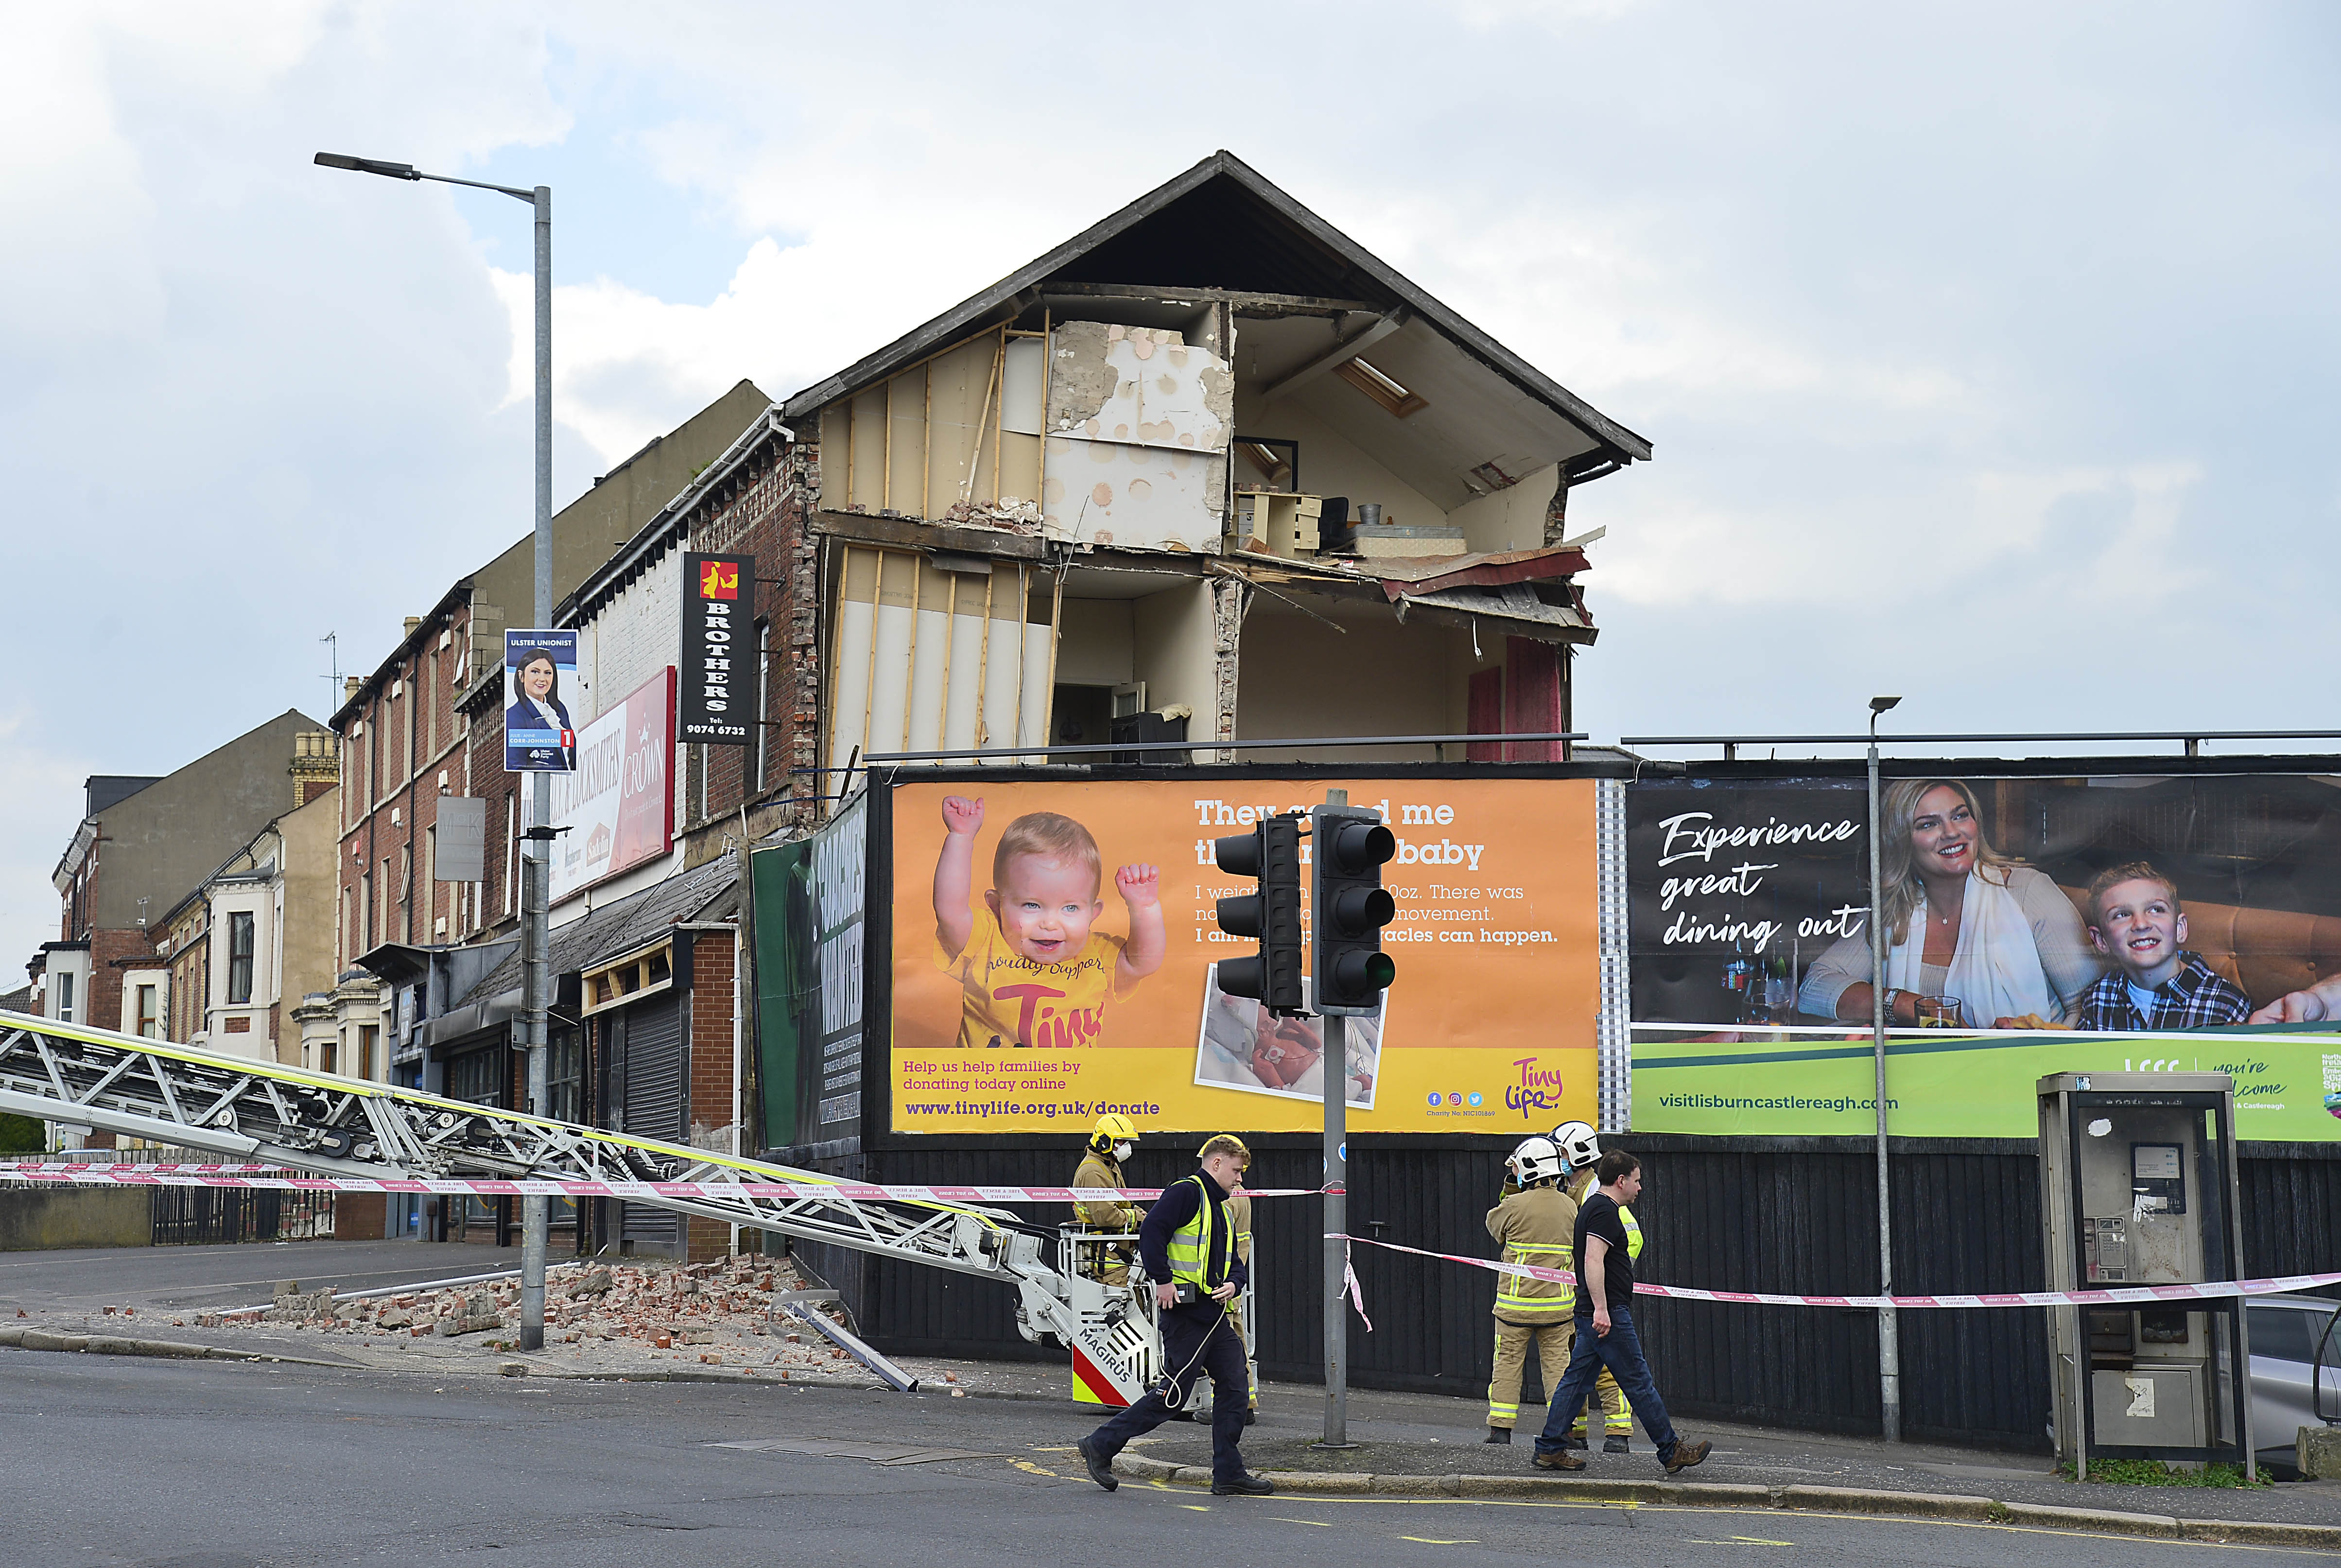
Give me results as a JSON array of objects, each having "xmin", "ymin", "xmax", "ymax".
[
  {"xmin": 504, "ymin": 649, "xmax": 576, "ymax": 770},
  {"xmin": 1799, "ymin": 778, "xmax": 2099, "ymax": 1028}
]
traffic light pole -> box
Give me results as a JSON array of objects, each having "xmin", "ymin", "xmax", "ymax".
[
  {"xmin": 1321, "ymin": 1009, "xmax": 1350, "ymax": 1448},
  {"xmin": 1318, "ymin": 786, "xmax": 1354, "ymax": 1449},
  {"xmin": 1213, "ymin": 785, "xmax": 1387, "ymax": 1451}
]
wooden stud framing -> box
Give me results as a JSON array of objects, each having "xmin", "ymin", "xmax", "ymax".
[
  {"xmin": 992, "ymin": 327, "xmax": 1007, "ymax": 505},
  {"xmin": 936, "ymin": 571, "xmax": 958, "ymax": 749},
  {"xmin": 900, "ymin": 553, "xmax": 922, "ymax": 755},
  {"xmin": 881, "ymin": 383, "xmax": 893, "ymax": 513},
  {"xmin": 964, "ymin": 330, "xmax": 1002, "ymax": 507},
  {"xmin": 920, "ymin": 364, "xmax": 932, "ymax": 522},
  {"xmin": 1037, "ymin": 310, "xmax": 1052, "ymax": 535},
  {"xmin": 827, "ymin": 543, "xmax": 854, "ymax": 776},
  {"xmin": 860, "ymin": 549, "xmax": 883, "ymax": 763},
  {"xmin": 1012, "ymin": 560, "xmax": 1028, "ymax": 748},
  {"xmin": 1041, "ymin": 564, "xmax": 1066, "ymax": 755},
  {"xmin": 973, "ymin": 566, "xmax": 995, "ymax": 750}
]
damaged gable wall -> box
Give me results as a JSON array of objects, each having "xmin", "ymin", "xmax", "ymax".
[
  {"xmin": 814, "ymin": 314, "xmax": 1236, "ymax": 556},
  {"xmin": 1041, "ymin": 321, "xmax": 1232, "ymax": 552}
]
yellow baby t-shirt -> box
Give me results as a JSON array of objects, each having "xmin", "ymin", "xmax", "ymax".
[{"xmin": 935, "ymin": 921, "xmax": 1131, "ymax": 1050}]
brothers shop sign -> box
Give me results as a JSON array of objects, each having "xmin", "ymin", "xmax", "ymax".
[{"xmin": 680, "ymin": 552, "xmax": 756, "ymax": 745}]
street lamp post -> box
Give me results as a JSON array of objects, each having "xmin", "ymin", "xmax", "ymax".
[
  {"xmin": 316, "ymin": 151, "xmax": 554, "ymax": 1354},
  {"xmin": 1866, "ymin": 694, "xmax": 1902, "ymax": 1442}
]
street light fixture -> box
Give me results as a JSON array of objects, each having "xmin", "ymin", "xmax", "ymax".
[
  {"xmin": 315, "ymin": 149, "xmax": 555, "ymax": 1355},
  {"xmin": 1866, "ymin": 693, "xmax": 1901, "ymax": 1442}
]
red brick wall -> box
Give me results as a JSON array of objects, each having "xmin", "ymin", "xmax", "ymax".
[
  {"xmin": 685, "ymin": 928, "xmax": 739, "ymax": 1261},
  {"xmin": 337, "ymin": 602, "xmax": 515, "ymax": 972},
  {"xmin": 679, "ymin": 438, "xmax": 822, "ymax": 855},
  {"xmin": 86, "ymin": 927, "xmax": 157, "ymax": 1037}
]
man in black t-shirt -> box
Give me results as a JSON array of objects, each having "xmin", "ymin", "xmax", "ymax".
[{"xmin": 1529, "ymin": 1151, "xmax": 1711, "ymax": 1476}]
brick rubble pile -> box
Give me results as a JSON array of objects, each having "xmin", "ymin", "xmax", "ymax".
[{"xmin": 185, "ymin": 1256, "xmax": 903, "ymax": 1377}]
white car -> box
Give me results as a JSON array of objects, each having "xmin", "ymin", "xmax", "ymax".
[{"xmin": 2248, "ymin": 1293, "xmax": 2340, "ymax": 1476}]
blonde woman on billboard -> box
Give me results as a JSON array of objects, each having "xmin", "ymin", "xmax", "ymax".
[{"xmin": 1798, "ymin": 779, "xmax": 2099, "ymax": 1028}]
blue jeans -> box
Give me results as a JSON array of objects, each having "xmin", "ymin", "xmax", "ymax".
[{"xmin": 1532, "ymin": 1307, "xmax": 1682, "ymax": 1462}]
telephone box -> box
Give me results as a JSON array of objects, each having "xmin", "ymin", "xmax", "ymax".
[{"xmin": 2039, "ymin": 1071, "xmax": 2253, "ymax": 1479}]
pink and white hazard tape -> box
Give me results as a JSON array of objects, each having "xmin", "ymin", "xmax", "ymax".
[
  {"xmin": 0, "ymin": 1164, "xmax": 1311, "ymax": 1205},
  {"xmin": 1335, "ymin": 1232, "xmax": 2341, "ymax": 1310}
]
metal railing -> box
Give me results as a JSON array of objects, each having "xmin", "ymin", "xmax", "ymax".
[
  {"xmin": 1618, "ymin": 729, "xmax": 2341, "ymax": 761},
  {"xmin": 842, "ymin": 731, "xmax": 1587, "ymax": 767}
]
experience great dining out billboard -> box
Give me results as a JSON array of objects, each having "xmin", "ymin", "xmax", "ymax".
[{"xmin": 1626, "ymin": 770, "xmax": 2341, "ymax": 1139}]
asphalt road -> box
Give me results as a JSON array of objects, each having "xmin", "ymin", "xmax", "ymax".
[
  {"xmin": 2, "ymin": 1349, "xmax": 2327, "ymax": 1568},
  {"xmin": 0, "ymin": 1239, "xmax": 521, "ymax": 1316}
]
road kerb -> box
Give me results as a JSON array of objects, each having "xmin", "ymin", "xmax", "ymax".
[
  {"xmin": 18, "ymin": 1331, "xmax": 89, "ymax": 1352},
  {"xmin": 1784, "ymin": 1484, "xmax": 1996, "ymax": 1520},
  {"xmin": 1263, "ymin": 1471, "xmax": 1375, "ymax": 1494},
  {"xmin": 1660, "ymin": 1482, "xmax": 1778, "ymax": 1509},
  {"xmin": 1991, "ymin": 1501, "xmax": 2179, "ymax": 1536},
  {"xmin": 1372, "ymin": 1473, "xmax": 1460, "ymax": 1495},
  {"xmin": 2177, "ymin": 1517, "xmax": 2341, "ymax": 1551}
]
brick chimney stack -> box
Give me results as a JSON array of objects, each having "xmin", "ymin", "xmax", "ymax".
[{"xmin": 290, "ymin": 731, "xmax": 339, "ymax": 808}]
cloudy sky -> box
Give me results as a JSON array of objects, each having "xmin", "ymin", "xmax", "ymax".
[{"xmin": 4, "ymin": 2, "xmax": 2337, "ymax": 971}]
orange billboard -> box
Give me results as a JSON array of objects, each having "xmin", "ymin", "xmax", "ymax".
[{"xmin": 888, "ymin": 776, "xmax": 1598, "ymax": 1134}]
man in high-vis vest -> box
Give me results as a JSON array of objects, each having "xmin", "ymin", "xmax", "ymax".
[
  {"xmin": 1554, "ymin": 1120, "xmax": 1635, "ymax": 1452},
  {"xmin": 1073, "ymin": 1113, "xmax": 1144, "ymax": 1285},
  {"xmin": 1484, "ymin": 1136, "xmax": 1577, "ymax": 1444},
  {"xmin": 1077, "ymin": 1135, "xmax": 1271, "ymax": 1498}
]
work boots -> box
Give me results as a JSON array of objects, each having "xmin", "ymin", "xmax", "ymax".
[
  {"xmin": 1484, "ymin": 1427, "xmax": 1511, "ymax": 1445},
  {"xmin": 1663, "ymin": 1439, "xmax": 1712, "ymax": 1475},
  {"xmin": 1076, "ymin": 1436, "xmax": 1118, "ymax": 1491}
]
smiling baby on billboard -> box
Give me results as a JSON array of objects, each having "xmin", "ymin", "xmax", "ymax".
[
  {"xmin": 893, "ymin": 777, "xmax": 1599, "ymax": 1134},
  {"xmin": 932, "ymin": 795, "xmax": 1165, "ymax": 1050}
]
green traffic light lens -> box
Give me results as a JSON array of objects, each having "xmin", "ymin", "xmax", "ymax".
[{"xmin": 1362, "ymin": 952, "xmax": 1396, "ymax": 989}]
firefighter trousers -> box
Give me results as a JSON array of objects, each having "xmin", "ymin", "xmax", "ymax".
[{"xmin": 1487, "ymin": 1318, "xmax": 1630, "ymax": 1432}]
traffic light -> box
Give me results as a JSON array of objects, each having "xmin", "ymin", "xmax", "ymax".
[
  {"xmin": 1213, "ymin": 813, "xmax": 1304, "ymax": 1015},
  {"xmin": 1311, "ymin": 806, "xmax": 1397, "ymax": 1015}
]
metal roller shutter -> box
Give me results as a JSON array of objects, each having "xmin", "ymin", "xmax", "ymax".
[{"xmin": 616, "ymin": 994, "xmax": 685, "ymax": 1250}]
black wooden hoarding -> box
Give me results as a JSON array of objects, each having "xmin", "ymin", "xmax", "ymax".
[
  {"xmin": 770, "ymin": 755, "xmax": 2341, "ymax": 1450},
  {"xmin": 772, "ymin": 1133, "xmax": 2341, "ymax": 1451},
  {"xmin": 679, "ymin": 552, "xmax": 755, "ymax": 745}
]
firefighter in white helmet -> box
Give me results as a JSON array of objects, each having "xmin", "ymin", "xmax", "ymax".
[
  {"xmin": 1484, "ymin": 1135, "xmax": 1577, "ymax": 1444},
  {"xmin": 1074, "ymin": 1113, "xmax": 1144, "ymax": 1285},
  {"xmin": 1552, "ymin": 1120, "xmax": 1635, "ymax": 1453}
]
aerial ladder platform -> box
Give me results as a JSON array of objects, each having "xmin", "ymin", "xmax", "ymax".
[{"xmin": 0, "ymin": 1009, "xmax": 1166, "ymax": 1406}]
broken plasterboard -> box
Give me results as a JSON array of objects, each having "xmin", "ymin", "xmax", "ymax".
[
  {"xmin": 1047, "ymin": 321, "xmax": 1231, "ymax": 453},
  {"xmin": 1042, "ymin": 437, "xmax": 1227, "ymax": 552}
]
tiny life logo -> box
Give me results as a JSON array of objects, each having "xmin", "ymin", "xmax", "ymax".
[
  {"xmin": 700, "ymin": 559, "xmax": 740, "ymax": 600},
  {"xmin": 1508, "ymin": 1057, "xmax": 1565, "ymax": 1118}
]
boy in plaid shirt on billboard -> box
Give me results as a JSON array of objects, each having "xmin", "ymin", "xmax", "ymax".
[{"xmin": 2074, "ymin": 862, "xmax": 2252, "ymax": 1030}]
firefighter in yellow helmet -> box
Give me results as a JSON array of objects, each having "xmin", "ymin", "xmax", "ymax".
[
  {"xmin": 1485, "ymin": 1135, "xmax": 1577, "ymax": 1444},
  {"xmin": 1215, "ymin": 1134, "xmax": 1261, "ymax": 1424},
  {"xmin": 1074, "ymin": 1113, "xmax": 1144, "ymax": 1285}
]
